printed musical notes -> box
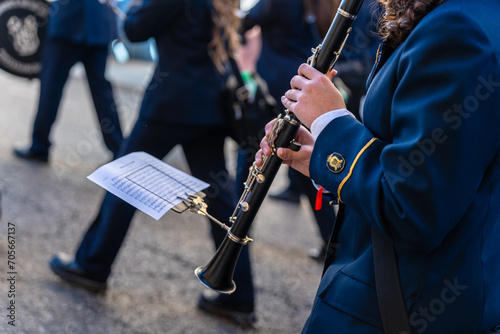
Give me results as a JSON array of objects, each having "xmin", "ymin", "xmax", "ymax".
[{"xmin": 87, "ymin": 151, "xmax": 209, "ymax": 220}]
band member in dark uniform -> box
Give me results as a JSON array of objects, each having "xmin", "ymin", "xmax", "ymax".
[
  {"xmin": 14, "ymin": 0, "xmax": 123, "ymax": 162},
  {"xmin": 49, "ymin": 0, "xmax": 256, "ymax": 326},
  {"xmin": 258, "ymin": 0, "xmax": 500, "ymax": 332}
]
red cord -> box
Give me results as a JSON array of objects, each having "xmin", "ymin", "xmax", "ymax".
[{"xmin": 315, "ymin": 186, "xmax": 323, "ymax": 210}]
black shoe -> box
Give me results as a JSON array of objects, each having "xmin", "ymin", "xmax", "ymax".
[
  {"xmin": 197, "ymin": 293, "xmax": 256, "ymax": 328},
  {"xmin": 49, "ymin": 253, "xmax": 107, "ymax": 293},
  {"xmin": 13, "ymin": 147, "xmax": 48, "ymax": 163},
  {"xmin": 268, "ymin": 188, "xmax": 301, "ymax": 204}
]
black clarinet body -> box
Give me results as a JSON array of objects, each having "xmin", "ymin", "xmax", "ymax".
[
  {"xmin": 195, "ymin": 0, "xmax": 365, "ymax": 294},
  {"xmin": 310, "ymin": 0, "xmax": 365, "ymax": 73}
]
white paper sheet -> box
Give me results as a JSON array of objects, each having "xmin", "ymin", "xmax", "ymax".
[{"xmin": 87, "ymin": 151, "xmax": 210, "ymax": 220}]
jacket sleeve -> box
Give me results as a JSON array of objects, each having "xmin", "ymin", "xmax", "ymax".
[
  {"xmin": 124, "ymin": 0, "xmax": 184, "ymax": 42},
  {"xmin": 309, "ymin": 9, "xmax": 500, "ymax": 252}
]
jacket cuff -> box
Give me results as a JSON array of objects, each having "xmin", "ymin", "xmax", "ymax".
[{"xmin": 310, "ymin": 115, "xmax": 378, "ymax": 203}]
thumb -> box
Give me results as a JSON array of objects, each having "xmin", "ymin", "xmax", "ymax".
[{"xmin": 277, "ymin": 147, "xmax": 291, "ymax": 160}]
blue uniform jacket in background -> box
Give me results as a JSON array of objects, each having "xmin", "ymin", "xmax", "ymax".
[
  {"xmin": 47, "ymin": 0, "xmax": 118, "ymax": 45},
  {"xmin": 124, "ymin": 0, "xmax": 226, "ymax": 125},
  {"xmin": 304, "ymin": 0, "xmax": 500, "ymax": 333},
  {"xmin": 243, "ymin": 0, "xmax": 380, "ymax": 105}
]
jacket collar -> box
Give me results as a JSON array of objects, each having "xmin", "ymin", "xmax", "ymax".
[{"xmin": 366, "ymin": 41, "xmax": 396, "ymax": 89}]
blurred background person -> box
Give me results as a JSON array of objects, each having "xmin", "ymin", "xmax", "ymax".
[
  {"xmin": 13, "ymin": 0, "xmax": 123, "ymax": 163},
  {"xmin": 48, "ymin": 0, "xmax": 256, "ymax": 327}
]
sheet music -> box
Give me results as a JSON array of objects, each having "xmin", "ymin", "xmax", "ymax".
[{"xmin": 87, "ymin": 151, "xmax": 210, "ymax": 220}]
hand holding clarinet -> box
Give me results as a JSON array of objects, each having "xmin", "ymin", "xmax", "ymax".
[
  {"xmin": 255, "ymin": 65, "xmax": 347, "ymax": 177},
  {"xmin": 256, "ymin": 0, "xmax": 365, "ymax": 177}
]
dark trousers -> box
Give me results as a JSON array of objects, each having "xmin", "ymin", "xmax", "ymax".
[
  {"xmin": 31, "ymin": 37, "xmax": 123, "ymax": 157},
  {"xmin": 75, "ymin": 117, "xmax": 254, "ymax": 305}
]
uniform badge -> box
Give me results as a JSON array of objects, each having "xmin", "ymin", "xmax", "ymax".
[
  {"xmin": 0, "ymin": 0, "xmax": 49, "ymax": 79},
  {"xmin": 326, "ymin": 153, "xmax": 345, "ymax": 173}
]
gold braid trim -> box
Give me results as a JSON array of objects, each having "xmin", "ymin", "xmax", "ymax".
[{"xmin": 337, "ymin": 138, "xmax": 379, "ymax": 203}]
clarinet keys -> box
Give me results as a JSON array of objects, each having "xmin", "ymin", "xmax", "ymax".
[
  {"xmin": 240, "ymin": 202, "xmax": 249, "ymax": 212},
  {"xmin": 289, "ymin": 140, "xmax": 301, "ymax": 152}
]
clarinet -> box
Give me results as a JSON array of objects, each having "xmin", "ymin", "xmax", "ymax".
[{"xmin": 195, "ymin": 0, "xmax": 366, "ymax": 294}]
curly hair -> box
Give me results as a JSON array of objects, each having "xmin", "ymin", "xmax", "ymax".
[
  {"xmin": 377, "ymin": 0, "xmax": 446, "ymax": 47},
  {"xmin": 209, "ymin": 0, "xmax": 241, "ymax": 73}
]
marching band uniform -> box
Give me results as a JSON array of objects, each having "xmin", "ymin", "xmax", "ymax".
[
  {"xmin": 14, "ymin": 0, "xmax": 123, "ymax": 161},
  {"xmin": 301, "ymin": 0, "xmax": 500, "ymax": 332}
]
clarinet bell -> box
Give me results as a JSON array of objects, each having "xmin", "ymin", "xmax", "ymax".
[{"xmin": 194, "ymin": 235, "xmax": 245, "ymax": 294}]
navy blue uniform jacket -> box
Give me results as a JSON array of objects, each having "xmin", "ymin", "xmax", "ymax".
[
  {"xmin": 304, "ymin": 0, "xmax": 500, "ymax": 333},
  {"xmin": 48, "ymin": 0, "xmax": 118, "ymax": 45},
  {"xmin": 124, "ymin": 0, "xmax": 226, "ymax": 125}
]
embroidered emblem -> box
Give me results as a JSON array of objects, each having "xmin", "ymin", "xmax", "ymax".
[
  {"xmin": 7, "ymin": 15, "xmax": 40, "ymax": 57},
  {"xmin": 327, "ymin": 153, "xmax": 345, "ymax": 174}
]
